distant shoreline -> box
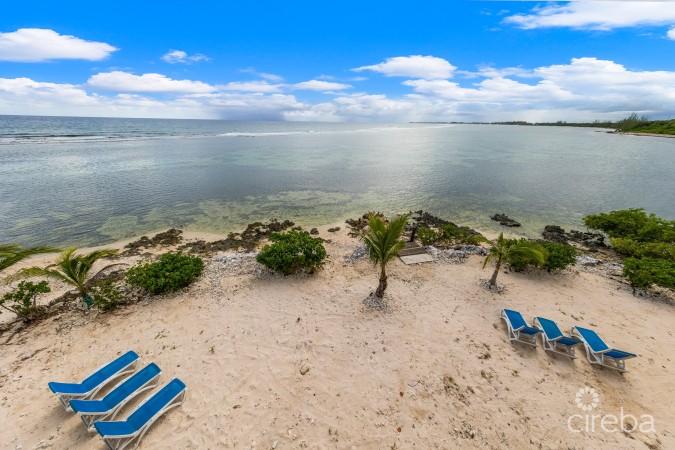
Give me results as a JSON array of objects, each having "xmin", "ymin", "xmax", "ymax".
[{"xmin": 611, "ymin": 131, "xmax": 675, "ymax": 139}]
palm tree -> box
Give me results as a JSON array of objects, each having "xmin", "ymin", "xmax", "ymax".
[
  {"xmin": 362, "ymin": 213, "xmax": 410, "ymax": 298},
  {"xmin": 7, "ymin": 248, "xmax": 119, "ymax": 302},
  {"xmin": 0, "ymin": 244, "xmax": 60, "ymax": 272},
  {"xmin": 483, "ymin": 233, "xmax": 545, "ymax": 286}
]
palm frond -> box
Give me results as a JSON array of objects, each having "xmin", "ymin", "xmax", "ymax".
[
  {"xmin": 5, "ymin": 267, "xmax": 71, "ymax": 285},
  {"xmin": 507, "ymin": 245, "xmax": 546, "ymax": 265},
  {"xmin": 0, "ymin": 245, "xmax": 60, "ymax": 271},
  {"xmin": 362, "ymin": 213, "xmax": 410, "ymax": 265}
]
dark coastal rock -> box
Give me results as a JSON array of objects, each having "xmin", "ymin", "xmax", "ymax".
[
  {"xmin": 542, "ymin": 225, "xmax": 606, "ymax": 250},
  {"xmin": 346, "ymin": 212, "xmax": 385, "ymax": 237},
  {"xmin": 542, "ymin": 225, "xmax": 567, "ymax": 243},
  {"xmin": 310, "ymin": 228, "xmax": 319, "ymax": 235},
  {"xmin": 452, "ymin": 245, "xmax": 488, "ymax": 256},
  {"xmin": 413, "ymin": 210, "xmax": 453, "ymax": 229},
  {"xmin": 122, "ymin": 229, "xmax": 184, "ymax": 255},
  {"xmin": 327, "ymin": 227, "xmax": 340, "ymax": 233},
  {"xmin": 491, "ymin": 214, "xmax": 521, "ymax": 227},
  {"xmin": 178, "ymin": 218, "xmax": 296, "ymax": 254}
]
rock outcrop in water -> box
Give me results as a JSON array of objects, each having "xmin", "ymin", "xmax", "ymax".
[{"xmin": 490, "ymin": 213, "xmax": 521, "ymax": 227}]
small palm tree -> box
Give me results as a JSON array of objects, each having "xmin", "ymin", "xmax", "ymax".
[
  {"xmin": 362, "ymin": 213, "xmax": 410, "ymax": 298},
  {"xmin": 8, "ymin": 248, "xmax": 119, "ymax": 301},
  {"xmin": 0, "ymin": 244, "xmax": 60, "ymax": 272},
  {"xmin": 483, "ymin": 233, "xmax": 545, "ymax": 286}
]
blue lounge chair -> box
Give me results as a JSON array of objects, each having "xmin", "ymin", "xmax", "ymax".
[
  {"xmin": 571, "ymin": 326, "xmax": 637, "ymax": 373},
  {"xmin": 94, "ymin": 378, "xmax": 187, "ymax": 450},
  {"xmin": 500, "ymin": 309, "xmax": 542, "ymax": 347},
  {"xmin": 48, "ymin": 351, "xmax": 139, "ymax": 411},
  {"xmin": 533, "ymin": 317, "xmax": 582, "ymax": 359},
  {"xmin": 70, "ymin": 363, "xmax": 161, "ymax": 431}
]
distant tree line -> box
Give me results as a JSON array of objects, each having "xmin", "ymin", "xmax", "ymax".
[{"xmin": 490, "ymin": 113, "xmax": 675, "ymax": 135}]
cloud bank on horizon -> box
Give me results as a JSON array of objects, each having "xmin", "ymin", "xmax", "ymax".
[{"xmin": 1, "ymin": 1, "xmax": 674, "ymax": 122}]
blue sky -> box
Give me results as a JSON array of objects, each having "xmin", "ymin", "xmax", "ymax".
[{"xmin": 1, "ymin": 1, "xmax": 675, "ymax": 121}]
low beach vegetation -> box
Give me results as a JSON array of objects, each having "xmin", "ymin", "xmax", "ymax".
[
  {"xmin": 490, "ymin": 239, "xmax": 577, "ymax": 274},
  {"xmin": 90, "ymin": 279, "xmax": 125, "ymax": 311},
  {"xmin": 417, "ymin": 224, "xmax": 487, "ymax": 247},
  {"xmin": 126, "ymin": 251, "xmax": 204, "ymax": 294},
  {"xmin": 0, "ymin": 280, "xmax": 51, "ymax": 321},
  {"xmin": 540, "ymin": 241, "xmax": 578, "ymax": 272},
  {"xmin": 584, "ymin": 209, "xmax": 675, "ymax": 292},
  {"xmin": 7, "ymin": 248, "xmax": 119, "ymax": 304},
  {"xmin": 256, "ymin": 230, "xmax": 327, "ymax": 275},
  {"xmin": 362, "ymin": 213, "xmax": 409, "ymax": 298}
]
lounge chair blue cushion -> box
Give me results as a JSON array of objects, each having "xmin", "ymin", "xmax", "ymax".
[
  {"xmin": 535, "ymin": 317, "xmax": 582, "ymax": 347},
  {"xmin": 503, "ymin": 309, "xmax": 542, "ymax": 335},
  {"xmin": 535, "ymin": 317, "xmax": 564, "ymax": 340},
  {"xmin": 574, "ymin": 327, "xmax": 610, "ymax": 352},
  {"xmin": 94, "ymin": 378, "xmax": 186, "ymax": 438},
  {"xmin": 70, "ymin": 363, "xmax": 161, "ymax": 414},
  {"xmin": 48, "ymin": 351, "xmax": 139, "ymax": 395},
  {"xmin": 557, "ymin": 336, "xmax": 582, "ymax": 347},
  {"xmin": 605, "ymin": 349, "xmax": 637, "ymax": 360}
]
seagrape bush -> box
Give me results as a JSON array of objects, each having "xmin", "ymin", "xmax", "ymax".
[
  {"xmin": 126, "ymin": 252, "xmax": 204, "ymax": 294},
  {"xmin": 503, "ymin": 240, "xmax": 577, "ymax": 273},
  {"xmin": 623, "ymin": 258, "xmax": 675, "ymax": 290},
  {"xmin": 540, "ymin": 241, "xmax": 578, "ymax": 272},
  {"xmin": 584, "ymin": 209, "xmax": 674, "ymax": 291},
  {"xmin": 256, "ymin": 230, "xmax": 326, "ymax": 275},
  {"xmin": 0, "ymin": 280, "xmax": 51, "ymax": 321},
  {"xmin": 583, "ymin": 208, "xmax": 675, "ymax": 243}
]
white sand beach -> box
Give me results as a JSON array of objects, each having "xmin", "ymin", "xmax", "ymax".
[{"xmin": 1, "ymin": 224, "xmax": 673, "ymax": 449}]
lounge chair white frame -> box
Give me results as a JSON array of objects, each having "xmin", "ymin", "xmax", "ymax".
[
  {"xmin": 499, "ymin": 309, "xmax": 541, "ymax": 347},
  {"xmin": 570, "ymin": 327, "xmax": 635, "ymax": 373},
  {"xmin": 77, "ymin": 370, "xmax": 161, "ymax": 432},
  {"xmin": 53, "ymin": 358, "xmax": 139, "ymax": 411},
  {"xmin": 533, "ymin": 317, "xmax": 580, "ymax": 359},
  {"xmin": 99, "ymin": 385, "xmax": 187, "ymax": 450}
]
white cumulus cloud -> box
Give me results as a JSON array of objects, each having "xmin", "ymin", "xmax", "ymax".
[
  {"xmin": 220, "ymin": 81, "xmax": 284, "ymax": 93},
  {"xmin": 352, "ymin": 55, "xmax": 456, "ymax": 80},
  {"xmin": 3, "ymin": 57, "xmax": 675, "ymax": 122},
  {"xmin": 292, "ymin": 80, "xmax": 352, "ymax": 91},
  {"xmin": 504, "ymin": 2, "xmax": 675, "ymax": 31},
  {"xmin": 161, "ymin": 49, "xmax": 211, "ymax": 64},
  {"xmin": 0, "ymin": 28, "xmax": 117, "ymax": 62},
  {"xmin": 88, "ymin": 71, "xmax": 216, "ymax": 93},
  {"xmin": 0, "ymin": 77, "xmax": 305, "ymax": 120},
  {"xmin": 668, "ymin": 27, "xmax": 675, "ymax": 40}
]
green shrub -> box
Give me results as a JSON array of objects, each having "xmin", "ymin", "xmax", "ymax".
[
  {"xmin": 126, "ymin": 252, "xmax": 204, "ymax": 294},
  {"xmin": 610, "ymin": 238, "xmax": 675, "ymax": 261},
  {"xmin": 256, "ymin": 230, "xmax": 326, "ymax": 275},
  {"xmin": 91, "ymin": 279, "xmax": 125, "ymax": 311},
  {"xmin": 623, "ymin": 257, "xmax": 675, "ymax": 290},
  {"xmin": 583, "ymin": 209, "xmax": 675, "ymax": 243},
  {"xmin": 0, "ymin": 280, "xmax": 51, "ymax": 321},
  {"xmin": 541, "ymin": 241, "xmax": 578, "ymax": 272},
  {"xmin": 417, "ymin": 227, "xmax": 441, "ymax": 246},
  {"xmin": 440, "ymin": 224, "xmax": 488, "ymax": 245}
]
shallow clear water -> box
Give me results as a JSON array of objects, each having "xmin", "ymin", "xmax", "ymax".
[{"xmin": 1, "ymin": 116, "xmax": 673, "ymax": 246}]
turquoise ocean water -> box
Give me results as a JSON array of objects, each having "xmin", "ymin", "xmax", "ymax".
[{"xmin": 1, "ymin": 115, "xmax": 673, "ymax": 246}]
